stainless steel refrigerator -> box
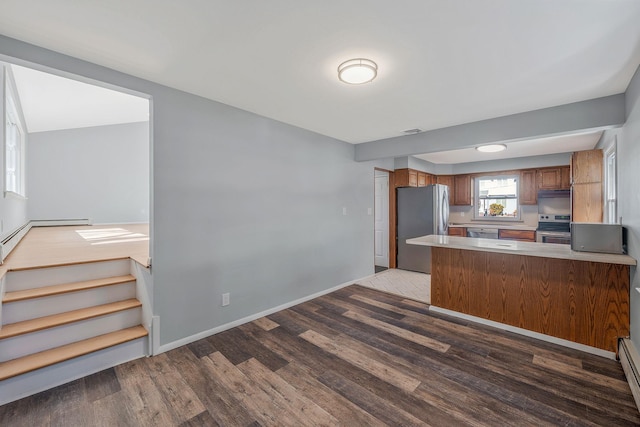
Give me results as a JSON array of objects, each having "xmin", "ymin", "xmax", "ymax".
[{"xmin": 397, "ymin": 184, "xmax": 449, "ymax": 274}]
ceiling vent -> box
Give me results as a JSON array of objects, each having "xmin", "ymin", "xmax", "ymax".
[{"xmin": 402, "ymin": 128, "xmax": 423, "ymax": 135}]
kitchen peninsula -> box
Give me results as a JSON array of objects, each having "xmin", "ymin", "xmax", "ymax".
[{"xmin": 407, "ymin": 235, "xmax": 636, "ymax": 356}]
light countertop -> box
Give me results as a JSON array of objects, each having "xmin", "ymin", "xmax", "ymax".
[
  {"xmin": 448, "ymin": 223, "xmax": 537, "ymax": 231},
  {"xmin": 407, "ymin": 235, "xmax": 636, "ymax": 266}
]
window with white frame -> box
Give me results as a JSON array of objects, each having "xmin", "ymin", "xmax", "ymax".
[
  {"xmin": 474, "ymin": 175, "xmax": 520, "ymax": 220},
  {"xmin": 5, "ymin": 73, "xmax": 25, "ymax": 197},
  {"xmin": 604, "ymin": 140, "xmax": 617, "ymax": 224}
]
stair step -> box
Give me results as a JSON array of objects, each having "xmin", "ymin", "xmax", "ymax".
[
  {"xmin": 0, "ymin": 326, "xmax": 148, "ymax": 381},
  {"xmin": 0, "ymin": 299, "xmax": 142, "ymax": 340},
  {"xmin": 3, "ymin": 275, "xmax": 136, "ymax": 303}
]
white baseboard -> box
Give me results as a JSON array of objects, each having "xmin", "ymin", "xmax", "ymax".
[
  {"xmin": 91, "ymin": 221, "xmax": 148, "ymax": 225},
  {"xmin": 30, "ymin": 219, "xmax": 92, "ymax": 227},
  {"xmin": 1, "ymin": 219, "xmax": 92, "ymax": 263},
  {"xmin": 156, "ymin": 276, "xmax": 368, "ymax": 355},
  {"xmin": 430, "ymin": 306, "xmax": 616, "ymax": 360},
  {"xmin": 152, "ymin": 316, "xmax": 161, "ymax": 355},
  {"xmin": 1, "ymin": 222, "xmax": 31, "ymax": 263},
  {"xmin": 619, "ymin": 338, "xmax": 640, "ymax": 411}
]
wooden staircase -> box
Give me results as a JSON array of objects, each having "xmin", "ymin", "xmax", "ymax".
[{"xmin": 0, "ymin": 259, "xmax": 149, "ymax": 405}]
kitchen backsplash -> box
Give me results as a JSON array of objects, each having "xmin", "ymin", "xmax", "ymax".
[{"xmin": 449, "ymin": 204, "xmax": 539, "ymax": 227}]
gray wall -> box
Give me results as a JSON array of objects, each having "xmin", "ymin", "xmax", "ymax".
[
  {"xmin": 407, "ymin": 157, "xmax": 437, "ymax": 173},
  {"xmin": 449, "ymin": 153, "xmax": 570, "ymax": 175},
  {"xmin": 395, "ymin": 153, "xmax": 571, "ymax": 176},
  {"xmin": 355, "ymin": 95, "xmax": 626, "ymax": 161},
  {"xmin": 618, "ymin": 64, "xmax": 640, "ymax": 355},
  {"xmin": 153, "ymin": 92, "xmax": 384, "ymax": 344},
  {"xmin": 394, "ymin": 153, "xmax": 571, "ymax": 177},
  {"xmin": 0, "ymin": 35, "xmax": 390, "ymax": 347},
  {"xmin": 27, "ymin": 122, "xmax": 149, "ymax": 224}
]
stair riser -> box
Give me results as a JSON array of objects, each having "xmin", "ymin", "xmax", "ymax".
[
  {"xmin": 3, "ymin": 283, "xmax": 135, "ymax": 324},
  {"xmin": 0, "ymin": 337, "xmax": 147, "ymax": 406},
  {"xmin": 0, "ymin": 308, "xmax": 141, "ymax": 362},
  {"xmin": 0, "ymin": 275, "xmax": 5, "ymax": 329},
  {"xmin": 5, "ymin": 259, "xmax": 131, "ymax": 292}
]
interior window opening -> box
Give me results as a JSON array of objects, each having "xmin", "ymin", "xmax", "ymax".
[{"xmin": 474, "ymin": 175, "xmax": 520, "ymax": 220}]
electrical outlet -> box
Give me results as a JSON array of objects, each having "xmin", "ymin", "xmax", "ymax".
[
  {"xmin": 342, "ymin": 207, "xmax": 347, "ymax": 215},
  {"xmin": 367, "ymin": 207, "xmax": 373, "ymax": 215},
  {"xmin": 460, "ymin": 212, "xmax": 465, "ymax": 217},
  {"xmin": 222, "ymin": 293, "xmax": 230, "ymax": 306}
]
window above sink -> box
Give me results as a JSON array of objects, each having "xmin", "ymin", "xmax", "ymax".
[{"xmin": 474, "ymin": 174, "xmax": 520, "ymax": 221}]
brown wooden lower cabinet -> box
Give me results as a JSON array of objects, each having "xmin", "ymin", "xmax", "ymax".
[
  {"xmin": 498, "ymin": 229, "xmax": 536, "ymax": 242},
  {"xmin": 431, "ymin": 247, "xmax": 629, "ymax": 353},
  {"xmin": 448, "ymin": 227, "xmax": 466, "ymax": 237}
]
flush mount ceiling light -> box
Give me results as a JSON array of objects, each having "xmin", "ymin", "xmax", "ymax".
[
  {"xmin": 476, "ymin": 144, "xmax": 507, "ymax": 153},
  {"xmin": 338, "ymin": 58, "xmax": 378, "ymax": 84}
]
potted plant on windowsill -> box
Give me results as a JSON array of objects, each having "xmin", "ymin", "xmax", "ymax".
[{"xmin": 489, "ymin": 203, "xmax": 504, "ymax": 216}]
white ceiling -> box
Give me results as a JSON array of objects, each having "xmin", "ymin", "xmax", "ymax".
[
  {"xmin": 9, "ymin": 64, "xmax": 149, "ymax": 133},
  {"xmin": 1, "ymin": 1, "xmax": 639, "ymax": 156},
  {"xmin": 416, "ymin": 131, "xmax": 603, "ymax": 164}
]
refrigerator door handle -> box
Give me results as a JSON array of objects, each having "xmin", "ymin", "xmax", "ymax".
[
  {"xmin": 442, "ymin": 187, "xmax": 449, "ymax": 234},
  {"xmin": 435, "ymin": 184, "xmax": 449, "ymax": 235}
]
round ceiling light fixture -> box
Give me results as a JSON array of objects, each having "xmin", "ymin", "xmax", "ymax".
[
  {"xmin": 338, "ymin": 58, "xmax": 378, "ymax": 84},
  {"xmin": 476, "ymin": 144, "xmax": 507, "ymax": 153}
]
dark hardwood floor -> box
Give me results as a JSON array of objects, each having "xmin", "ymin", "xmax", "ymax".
[{"xmin": 1, "ymin": 284, "xmax": 639, "ymax": 426}]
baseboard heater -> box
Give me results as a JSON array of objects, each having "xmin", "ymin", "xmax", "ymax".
[
  {"xmin": 0, "ymin": 219, "xmax": 91, "ymax": 263},
  {"xmin": 619, "ymin": 338, "xmax": 640, "ymax": 412}
]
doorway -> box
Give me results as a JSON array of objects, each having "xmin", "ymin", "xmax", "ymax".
[
  {"xmin": 374, "ymin": 169, "xmax": 390, "ymax": 272},
  {"xmin": 0, "ymin": 59, "xmax": 151, "ymax": 260},
  {"xmin": 4, "ymin": 62, "xmax": 151, "ymax": 224}
]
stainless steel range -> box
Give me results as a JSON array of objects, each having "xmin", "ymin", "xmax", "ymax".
[
  {"xmin": 537, "ymin": 190, "xmax": 571, "ymax": 244},
  {"xmin": 536, "ymin": 214, "xmax": 571, "ymax": 244}
]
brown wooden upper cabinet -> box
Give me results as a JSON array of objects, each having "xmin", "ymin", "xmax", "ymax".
[
  {"xmin": 435, "ymin": 174, "xmax": 470, "ymax": 206},
  {"xmin": 395, "ymin": 168, "xmax": 435, "ymax": 188},
  {"xmin": 521, "ymin": 166, "xmax": 571, "ymax": 205},
  {"xmin": 571, "ymin": 149, "xmax": 603, "ymax": 222},
  {"xmin": 408, "ymin": 169, "xmax": 418, "ymax": 187},
  {"xmin": 453, "ymin": 174, "xmax": 472, "ymax": 206},
  {"xmin": 396, "ymin": 164, "xmax": 573, "ymax": 208},
  {"xmin": 519, "ymin": 169, "xmax": 537, "ymax": 205},
  {"xmin": 394, "ymin": 169, "xmax": 416, "ymax": 187},
  {"xmin": 436, "ymin": 175, "xmax": 454, "ymax": 205},
  {"xmin": 571, "ymin": 150, "xmax": 603, "ymax": 184},
  {"xmin": 561, "ymin": 166, "xmax": 571, "ymax": 189},
  {"xmin": 538, "ymin": 166, "xmax": 571, "ymax": 190},
  {"xmin": 417, "ymin": 172, "xmax": 427, "ymax": 187}
]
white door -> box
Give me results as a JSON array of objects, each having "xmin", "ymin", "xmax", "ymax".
[{"xmin": 374, "ymin": 173, "xmax": 389, "ymax": 267}]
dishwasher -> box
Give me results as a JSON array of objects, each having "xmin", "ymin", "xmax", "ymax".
[{"xmin": 466, "ymin": 227, "xmax": 499, "ymax": 239}]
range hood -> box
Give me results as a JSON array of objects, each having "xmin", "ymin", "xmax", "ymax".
[{"xmin": 538, "ymin": 189, "xmax": 570, "ymax": 198}]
